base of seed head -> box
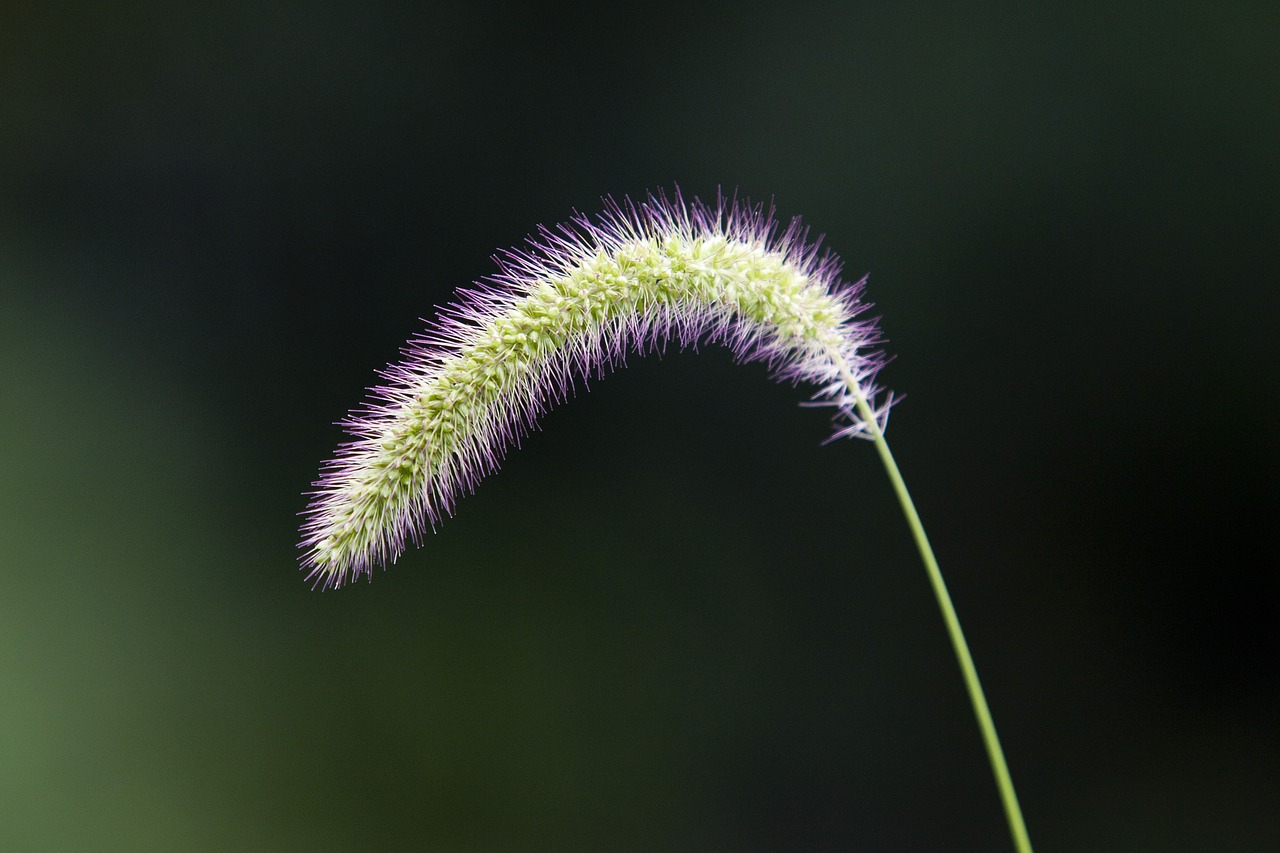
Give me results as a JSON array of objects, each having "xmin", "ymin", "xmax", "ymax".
[{"xmin": 300, "ymin": 189, "xmax": 891, "ymax": 588}]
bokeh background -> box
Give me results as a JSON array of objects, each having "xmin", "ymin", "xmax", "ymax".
[{"xmin": 2, "ymin": 1, "xmax": 1276, "ymax": 850}]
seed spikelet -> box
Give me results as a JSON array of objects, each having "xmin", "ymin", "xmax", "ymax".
[{"xmin": 301, "ymin": 189, "xmax": 892, "ymax": 587}]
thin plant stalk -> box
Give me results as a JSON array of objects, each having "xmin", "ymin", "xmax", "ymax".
[{"xmin": 836, "ymin": 358, "xmax": 1033, "ymax": 853}]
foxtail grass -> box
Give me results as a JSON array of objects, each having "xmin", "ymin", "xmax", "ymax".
[{"xmin": 301, "ymin": 188, "xmax": 1032, "ymax": 852}]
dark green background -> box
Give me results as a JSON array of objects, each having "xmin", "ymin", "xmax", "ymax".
[{"xmin": 2, "ymin": 1, "xmax": 1276, "ymax": 850}]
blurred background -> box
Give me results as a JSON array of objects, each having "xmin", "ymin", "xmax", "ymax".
[{"xmin": 1, "ymin": 1, "xmax": 1276, "ymax": 850}]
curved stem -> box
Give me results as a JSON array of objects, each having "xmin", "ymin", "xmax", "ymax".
[{"xmin": 835, "ymin": 362, "xmax": 1033, "ymax": 853}]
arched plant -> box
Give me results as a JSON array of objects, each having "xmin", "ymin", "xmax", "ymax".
[{"xmin": 301, "ymin": 190, "xmax": 1032, "ymax": 852}]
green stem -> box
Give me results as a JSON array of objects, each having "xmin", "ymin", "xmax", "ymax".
[{"xmin": 835, "ymin": 361, "xmax": 1033, "ymax": 853}]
